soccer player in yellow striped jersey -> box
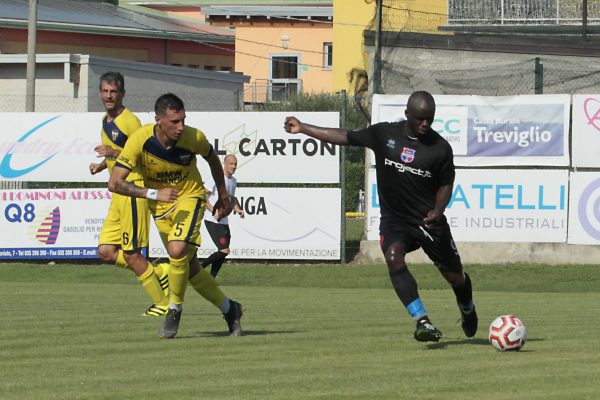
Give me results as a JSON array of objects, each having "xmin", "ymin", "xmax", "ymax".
[
  {"xmin": 109, "ymin": 92, "xmax": 243, "ymax": 339},
  {"xmin": 89, "ymin": 72, "xmax": 169, "ymax": 317}
]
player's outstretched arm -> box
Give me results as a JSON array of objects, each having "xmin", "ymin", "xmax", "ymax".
[{"xmin": 284, "ymin": 116, "xmax": 350, "ymax": 145}]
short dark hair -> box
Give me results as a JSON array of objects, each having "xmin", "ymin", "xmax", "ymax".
[
  {"xmin": 407, "ymin": 90, "xmax": 435, "ymax": 110},
  {"xmin": 155, "ymin": 93, "xmax": 185, "ymax": 115},
  {"xmin": 99, "ymin": 71, "xmax": 125, "ymax": 92}
]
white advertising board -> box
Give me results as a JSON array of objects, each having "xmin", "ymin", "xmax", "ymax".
[
  {"xmin": 0, "ymin": 189, "xmax": 111, "ymax": 259},
  {"xmin": 0, "ymin": 113, "xmax": 106, "ymax": 182},
  {"xmin": 371, "ymin": 94, "xmax": 570, "ymax": 167},
  {"xmin": 149, "ymin": 187, "xmax": 341, "ymax": 260},
  {"xmin": 0, "ymin": 187, "xmax": 341, "ymax": 260},
  {"xmin": 567, "ymin": 171, "xmax": 600, "ymax": 245},
  {"xmin": 185, "ymin": 112, "xmax": 340, "ymax": 184},
  {"xmin": 0, "ymin": 112, "xmax": 339, "ymax": 184},
  {"xmin": 366, "ymin": 168, "xmax": 568, "ymax": 243},
  {"xmin": 571, "ymin": 95, "xmax": 600, "ymax": 168}
]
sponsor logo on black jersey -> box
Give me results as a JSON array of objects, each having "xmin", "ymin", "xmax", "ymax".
[{"xmin": 384, "ymin": 158, "xmax": 432, "ymax": 178}]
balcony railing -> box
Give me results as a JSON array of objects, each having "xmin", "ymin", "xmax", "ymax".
[
  {"xmin": 448, "ymin": 0, "xmax": 600, "ymax": 25},
  {"xmin": 244, "ymin": 79, "xmax": 302, "ymax": 104}
]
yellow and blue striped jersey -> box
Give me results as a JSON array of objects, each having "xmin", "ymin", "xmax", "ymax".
[
  {"xmin": 100, "ymin": 107, "xmax": 143, "ymax": 182},
  {"xmin": 116, "ymin": 123, "xmax": 212, "ymax": 216}
]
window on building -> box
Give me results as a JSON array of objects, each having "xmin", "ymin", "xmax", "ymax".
[
  {"xmin": 323, "ymin": 42, "xmax": 333, "ymax": 69},
  {"xmin": 270, "ymin": 54, "xmax": 301, "ymax": 102},
  {"xmin": 271, "ymin": 55, "xmax": 298, "ymax": 80}
]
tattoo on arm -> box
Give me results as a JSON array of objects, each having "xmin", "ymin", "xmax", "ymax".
[{"xmin": 115, "ymin": 180, "xmax": 147, "ymax": 198}]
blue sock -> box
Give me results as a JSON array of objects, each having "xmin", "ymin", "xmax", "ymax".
[{"xmin": 406, "ymin": 298, "xmax": 427, "ymax": 320}]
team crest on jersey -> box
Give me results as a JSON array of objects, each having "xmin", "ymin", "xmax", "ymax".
[
  {"xmin": 179, "ymin": 154, "xmax": 191, "ymax": 164},
  {"xmin": 111, "ymin": 129, "xmax": 120, "ymax": 141},
  {"xmin": 386, "ymin": 139, "xmax": 396, "ymax": 149},
  {"xmin": 401, "ymin": 147, "xmax": 416, "ymax": 163}
]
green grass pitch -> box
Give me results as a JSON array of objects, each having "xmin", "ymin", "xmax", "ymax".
[{"xmin": 1, "ymin": 263, "xmax": 599, "ymax": 399}]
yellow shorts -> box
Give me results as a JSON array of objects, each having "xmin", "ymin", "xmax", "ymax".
[
  {"xmin": 153, "ymin": 196, "xmax": 205, "ymax": 248},
  {"xmin": 99, "ymin": 191, "xmax": 150, "ymax": 252}
]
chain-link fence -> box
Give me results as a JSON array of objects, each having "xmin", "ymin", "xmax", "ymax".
[
  {"xmin": 448, "ymin": 0, "xmax": 600, "ymax": 25},
  {"xmin": 375, "ymin": 0, "xmax": 600, "ymax": 31},
  {"xmin": 378, "ymin": 52, "xmax": 600, "ymax": 96},
  {"xmin": 0, "ymin": 91, "xmax": 242, "ymax": 113},
  {"xmin": 361, "ymin": 1, "xmax": 600, "ymax": 96}
]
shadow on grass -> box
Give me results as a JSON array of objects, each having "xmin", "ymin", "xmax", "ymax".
[
  {"xmin": 182, "ymin": 330, "xmax": 305, "ymax": 338},
  {"xmin": 425, "ymin": 337, "xmax": 543, "ymax": 350},
  {"xmin": 425, "ymin": 338, "xmax": 490, "ymax": 349}
]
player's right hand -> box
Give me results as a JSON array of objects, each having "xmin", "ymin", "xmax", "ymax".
[
  {"xmin": 212, "ymin": 197, "xmax": 231, "ymax": 221},
  {"xmin": 284, "ymin": 116, "xmax": 302, "ymax": 134},
  {"xmin": 157, "ymin": 188, "xmax": 178, "ymax": 203}
]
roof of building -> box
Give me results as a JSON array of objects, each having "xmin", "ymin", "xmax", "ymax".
[
  {"xmin": 0, "ymin": 53, "xmax": 249, "ymax": 84},
  {"xmin": 202, "ymin": 5, "xmax": 333, "ymax": 19},
  {"xmin": 123, "ymin": 1, "xmax": 331, "ymax": 5},
  {"xmin": 0, "ymin": 0, "xmax": 234, "ymax": 43}
]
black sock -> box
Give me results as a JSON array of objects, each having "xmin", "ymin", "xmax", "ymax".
[
  {"xmin": 388, "ymin": 268, "xmax": 420, "ymax": 308},
  {"xmin": 452, "ymin": 272, "xmax": 473, "ymax": 309},
  {"xmin": 201, "ymin": 250, "xmax": 227, "ymax": 268},
  {"xmin": 210, "ymin": 258, "xmax": 225, "ymax": 277}
]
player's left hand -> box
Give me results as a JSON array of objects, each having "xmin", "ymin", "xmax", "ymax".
[
  {"xmin": 423, "ymin": 209, "xmax": 443, "ymax": 228},
  {"xmin": 156, "ymin": 188, "xmax": 178, "ymax": 203},
  {"xmin": 94, "ymin": 145, "xmax": 115, "ymax": 158}
]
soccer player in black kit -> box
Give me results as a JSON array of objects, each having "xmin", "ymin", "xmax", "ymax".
[{"xmin": 283, "ymin": 91, "xmax": 477, "ymax": 342}]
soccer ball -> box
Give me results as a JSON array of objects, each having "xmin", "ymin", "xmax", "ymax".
[{"xmin": 488, "ymin": 315, "xmax": 527, "ymax": 351}]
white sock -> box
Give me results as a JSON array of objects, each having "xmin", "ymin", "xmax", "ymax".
[
  {"xmin": 219, "ymin": 297, "xmax": 231, "ymax": 314},
  {"xmin": 169, "ymin": 303, "xmax": 183, "ymax": 312}
]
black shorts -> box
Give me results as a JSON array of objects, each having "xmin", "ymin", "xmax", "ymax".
[
  {"xmin": 205, "ymin": 220, "xmax": 231, "ymax": 250},
  {"xmin": 379, "ymin": 219, "xmax": 462, "ymax": 273}
]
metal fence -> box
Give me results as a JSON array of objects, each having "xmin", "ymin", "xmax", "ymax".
[
  {"xmin": 376, "ymin": 0, "xmax": 600, "ymax": 32},
  {"xmin": 0, "ymin": 91, "xmax": 242, "ymax": 113},
  {"xmin": 448, "ymin": 0, "xmax": 600, "ymax": 25},
  {"xmin": 243, "ymin": 79, "xmax": 303, "ymax": 104},
  {"xmin": 368, "ymin": 1, "xmax": 600, "ymax": 96},
  {"xmin": 379, "ymin": 53, "xmax": 600, "ymax": 96}
]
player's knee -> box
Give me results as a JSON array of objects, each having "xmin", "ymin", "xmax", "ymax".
[
  {"xmin": 167, "ymin": 242, "xmax": 188, "ymax": 260},
  {"xmin": 384, "ymin": 246, "xmax": 407, "ymax": 273},
  {"xmin": 97, "ymin": 245, "xmax": 116, "ymax": 263},
  {"xmin": 442, "ymin": 269, "xmax": 464, "ymax": 287},
  {"xmin": 220, "ymin": 248, "xmax": 230, "ymax": 256}
]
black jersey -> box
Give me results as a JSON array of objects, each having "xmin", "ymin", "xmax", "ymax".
[{"xmin": 348, "ymin": 121, "xmax": 455, "ymax": 225}]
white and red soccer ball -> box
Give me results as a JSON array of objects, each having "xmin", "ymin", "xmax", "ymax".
[{"xmin": 488, "ymin": 315, "xmax": 527, "ymax": 351}]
